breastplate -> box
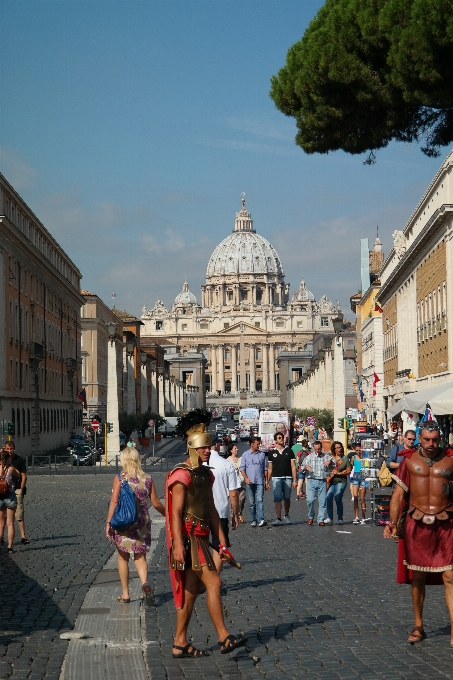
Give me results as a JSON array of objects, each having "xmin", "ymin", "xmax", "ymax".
[
  {"xmin": 179, "ymin": 465, "xmax": 211, "ymax": 526},
  {"xmin": 406, "ymin": 449, "xmax": 453, "ymax": 516}
]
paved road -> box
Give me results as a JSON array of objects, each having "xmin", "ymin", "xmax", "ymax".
[{"xmin": 1, "ymin": 435, "xmax": 452, "ymax": 679}]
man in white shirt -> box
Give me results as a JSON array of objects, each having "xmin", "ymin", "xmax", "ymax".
[{"xmin": 205, "ymin": 436, "xmax": 240, "ymax": 573}]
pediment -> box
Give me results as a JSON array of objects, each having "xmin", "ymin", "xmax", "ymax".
[{"xmin": 216, "ymin": 321, "xmax": 266, "ymax": 335}]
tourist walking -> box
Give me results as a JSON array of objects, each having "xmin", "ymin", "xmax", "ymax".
[
  {"xmin": 384, "ymin": 423, "xmax": 453, "ymax": 646},
  {"xmin": 206, "ymin": 437, "xmax": 239, "ymax": 573},
  {"xmin": 349, "ymin": 444, "xmax": 368, "ymax": 524},
  {"xmin": 325, "ymin": 442, "xmax": 351, "ymax": 525},
  {"xmin": 386, "ymin": 430, "xmax": 416, "ymax": 471},
  {"xmin": 293, "ymin": 437, "xmax": 310, "ymax": 499},
  {"xmin": 106, "ymin": 447, "xmax": 165, "ymax": 605},
  {"xmin": 0, "ymin": 449, "xmax": 21, "ymax": 553},
  {"xmin": 227, "ymin": 443, "xmax": 246, "ymax": 522},
  {"xmin": 267, "ymin": 432, "xmax": 297, "ymax": 525},
  {"xmin": 3, "ymin": 441, "xmax": 29, "ymax": 545},
  {"xmin": 303, "ymin": 441, "xmax": 334, "ymax": 526},
  {"xmin": 166, "ymin": 410, "xmax": 247, "ymax": 657},
  {"xmin": 240, "ymin": 436, "xmax": 269, "ymax": 527}
]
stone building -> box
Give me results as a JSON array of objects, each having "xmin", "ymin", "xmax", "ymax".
[
  {"xmin": 0, "ymin": 173, "xmax": 84, "ymax": 454},
  {"xmin": 378, "ymin": 149, "xmax": 453, "ymax": 428},
  {"xmin": 141, "ymin": 197, "xmax": 341, "ymax": 408}
]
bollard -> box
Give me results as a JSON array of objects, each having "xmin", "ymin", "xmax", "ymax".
[
  {"xmin": 77, "ymin": 456, "xmax": 80, "ymax": 475},
  {"xmin": 115, "ymin": 455, "xmax": 118, "ymax": 473}
]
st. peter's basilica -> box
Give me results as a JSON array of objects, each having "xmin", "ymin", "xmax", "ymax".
[{"xmin": 141, "ymin": 197, "xmax": 342, "ymax": 407}]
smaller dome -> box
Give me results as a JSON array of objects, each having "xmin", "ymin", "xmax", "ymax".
[
  {"xmin": 292, "ymin": 278, "xmax": 315, "ymax": 303},
  {"xmin": 175, "ymin": 281, "xmax": 197, "ymax": 306}
]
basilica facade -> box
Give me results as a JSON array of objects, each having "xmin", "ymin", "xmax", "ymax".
[{"xmin": 141, "ymin": 198, "xmax": 341, "ymax": 406}]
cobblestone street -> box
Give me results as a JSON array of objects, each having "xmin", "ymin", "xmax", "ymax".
[{"xmin": 1, "ymin": 444, "xmax": 453, "ymax": 679}]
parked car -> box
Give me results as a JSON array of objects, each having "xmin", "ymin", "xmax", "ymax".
[
  {"xmin": 158, "ymin": 417, "xmax": 178, "ymax": 437},
  {"xmin": 68, "ymin": 443, "xmax": 99, "ymax": 466},
  {"xmin": 68, "ymin": 433, "xmax": 85, "ymax": 448}
]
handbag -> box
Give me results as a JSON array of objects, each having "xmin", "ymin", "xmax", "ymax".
[
  {"xmin": 110, "ymin": 474, "xmax": 138, "ymax": 530},
  {"xmin": 378, "ymin": 461, "xmax": 393, "ymax": 487}
]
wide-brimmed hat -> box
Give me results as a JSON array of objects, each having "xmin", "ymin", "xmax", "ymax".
[{"xmin": 297, "ymin": 435, "xmax": 304, "ymax": 442}]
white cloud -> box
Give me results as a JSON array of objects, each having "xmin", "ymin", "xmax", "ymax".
[{"xmin": 0, "ymin": 146, "xmax": 39, "ymax": 192}]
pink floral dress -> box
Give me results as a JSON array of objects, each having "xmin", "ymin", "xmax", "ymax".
[{"xmin": 112, "ymin": 472, "xmax": 153, "ymax": 555}]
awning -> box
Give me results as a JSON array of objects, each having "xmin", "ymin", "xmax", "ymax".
[{"xmin": 387, "ymin": 381, "xmax": 453, "ymax": 418}]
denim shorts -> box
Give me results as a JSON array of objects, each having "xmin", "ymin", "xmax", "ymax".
[
  {"xmin": 351, "ymin": 477, "xmax": 367, "ymax": 489},
  {"xmin": 0, "ymin": 492, "xmax": 17, "ymax": 510},
  {"xmin": 272, "ymin": 477, "xmax": 292, "ymax": 502},
  {"xmin": 297, "ymin": 469, "xmax": 305, "ymax": 481}
]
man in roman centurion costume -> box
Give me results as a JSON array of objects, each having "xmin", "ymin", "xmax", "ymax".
[
  {"xmin": 165, "ymin": 409, "xmax": 247, "ymax": 658},
  {"xmin": 384, "ymin": 422, "xmax": 453, "ymax": 645}
]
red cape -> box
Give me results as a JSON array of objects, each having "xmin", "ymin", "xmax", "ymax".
[
  {"xmin": 165, "ymin": 470, "xmax": 185, "ymax": 609},
  {"xmin": 395, "ymin": 448, "xmax": 452, "ymax": 585}
]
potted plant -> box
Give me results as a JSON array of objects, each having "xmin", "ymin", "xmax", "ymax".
[
  {"xmin": 138, "ymin": 412, "xmax": 166, "ymax": 445},
  {"xmin": 118, "ymin": 412, "xmax": 139, "ymax": 445}
]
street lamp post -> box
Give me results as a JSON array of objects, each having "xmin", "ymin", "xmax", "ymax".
[
  {"xmin": 332, "ymin": 313, "xmax": 346, "ymax": 442},
  {"xmin": 106, "ymin": 321, "xmax": 121, "ymax": 463}
]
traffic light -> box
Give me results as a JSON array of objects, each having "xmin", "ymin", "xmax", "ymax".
[
  {"xmin": 7, "ymin": 421, "xmax": 15, "ymax": 435},
  {"xmin": 107, "ymin": 422, "xmax": 113, "ymax": 433},
  {"xmin": 346, "ymin": 417, "xmax": 353, "ymax": 428},
  {"xmin": 338, "ymin": 418, "xmax": 344, "ymax": 429}
]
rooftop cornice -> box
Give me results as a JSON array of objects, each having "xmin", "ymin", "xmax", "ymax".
[{"xmin": 379, "ymin": 204, "xmax": 453, "ymax": 303}]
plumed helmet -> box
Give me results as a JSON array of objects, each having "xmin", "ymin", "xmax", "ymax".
[{"xmin": 176, "ymin": 409, "xmax": 212, "ymax": 467}]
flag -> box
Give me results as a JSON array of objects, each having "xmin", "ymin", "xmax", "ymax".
[
  {"xmin": 77, "ymin": 388, "xmax": 87, "ymax": 409},
  {"xmin": 372, "ymin": 372, "xmax": 380, "ymax": 396},
  {"xmin": 374, "ymin": 302, "xmax": 383, "ymax": 313}
]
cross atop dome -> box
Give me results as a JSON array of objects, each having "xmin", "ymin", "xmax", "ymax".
[{"xmin": 233, "ymin": 194, "xmax": 255, "ymax": 233}]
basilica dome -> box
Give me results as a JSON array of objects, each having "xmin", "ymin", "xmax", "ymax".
[
  {"xmin": 206, "ymin": 197, "xmax": 284, "ymax": 278},
  {"xmin": 292, "ymin": 278, "xmax": 315, "ymax": 303},
  {"xmin": 174, "ymin": 281, "xmax": 197, "ymax": 305}
]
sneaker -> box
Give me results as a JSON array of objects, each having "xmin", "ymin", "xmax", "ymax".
[
  {"xmin": 360, "ymin": 519, "xmax": 367, "ymax": 525},
  {"xmin": 251, "ymin": 521, "xmax": 257, "ymax": 527},
  {"xmin": 351, "ymin": 497, "xmax": 354, "ymax": 502},
  {"xmin": 338, "ymin": 519, "xmax": 344, "ymax": 525},
  {"xmin": 272, "ymin": 518, "xmax": 283, "ymax": 526},
  {"xmin": 324, "ymin": 518, "xmax": 333, "ymax": 525},
  {"xmin": 284, "ymin": 516, "xmax": 292, "ymax": 525},
  {"xmin": 258, "ymin": 520, "xmax": 267, "ymax": 527},
  {"xmin": 352, "ymin": 517, "xmax": 360, "ymax": 525}
]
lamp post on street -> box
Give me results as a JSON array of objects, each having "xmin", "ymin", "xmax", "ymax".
[
  {"xmin": 106, "ymin": 321, "xmax": 121, "ymax": 462},
  {"xmin": 332, "ymin": 314, "xmax": 346, "ymax": 442}
]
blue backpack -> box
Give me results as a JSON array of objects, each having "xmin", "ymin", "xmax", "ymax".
[{"xmin": 110, "ymin": 474, "xmax": 138, "ymax": 530}]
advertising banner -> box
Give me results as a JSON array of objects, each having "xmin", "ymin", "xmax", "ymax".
[
  {"xmin": 239, "ymin": 408, "xmax": 259, "ymax": 440},
  {"xmin": 258, "ymin": 410, "xmax": 290, "ymax": 451}
]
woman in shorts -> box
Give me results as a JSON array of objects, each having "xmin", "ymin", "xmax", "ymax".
[
  {"xmin": 0, "ymin": 449, "xmax": 21, "ymax": 553},
  {"xmin": 349, "ymin": 446, "xmax": 367, "ymax": 525}
]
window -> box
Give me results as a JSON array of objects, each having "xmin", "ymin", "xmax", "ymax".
[
  {"xmin": 227, "ymin": 291, "xmax": 233, "ymax": 301},
  {"xmin": 240, "ymin": 289, "xmax": 248, "ymax": 301},
  {"xmin": 225, "ymin": 349, "xmax": 231, "ymax": 360},
  {"xmin": 297, "ymin": 321, "xmax": 303, "ymax": 328},
  {"xmin": 255, "ymin": 347, "xmax": 262, "ymax": 360},
  {"xmin": 275, "ymin": 321, "xmax": 284, "ymax": 328},
  {"xmin": 181, "ymin": 323, "xmax": 188, "ymax": 331},
  {"xmin": 321, "ymin": 317, "xmax": 329, "ymax": 327},
  {"xmin": 256, "ymin": 289, "xmax": 263, "ymax": 303},
  {"xmin": 200, "ymin": 323, "xmax": 209, "ymax": 330},
  {"xmin": 254, "ymin": 322, "xmax": 260, "ymax": 328},
  {"xmin": 224, "ymin": 322, "xmax": 229, "ymax": 329},
  {"xmin": 348, "ymin": 340, "xmax": 354, "ymax": 349},
  {"xmin": 156, "ymin": 320, "xmax": 163, "ymax": 330}
]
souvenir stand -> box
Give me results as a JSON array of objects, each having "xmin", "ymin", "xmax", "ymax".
[{"xmin": 358, "ymin": 438, "xmax": 389, "ymax": 525}]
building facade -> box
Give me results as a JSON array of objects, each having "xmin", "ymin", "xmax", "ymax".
[
  {"xmin": 0, "ymin": 173, "xmax": 84, "ymax": 454},
  {"xmin": 141, "ymin": 197, "xmax": 342, "ymax": 408},
  {"xmin": 378, "ymin": 149, "xmax": 453, "ymax": 424}
]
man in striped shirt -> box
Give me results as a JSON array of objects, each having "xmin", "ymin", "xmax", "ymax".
[{"xmin": 303, "ymin": 441, "xmax": 334, "ymax": 526}]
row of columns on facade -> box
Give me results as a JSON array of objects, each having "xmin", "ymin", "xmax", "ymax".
[
  {"xmin": 210, "ymin": 342, "xmax": 277, "ymax": 393},
  {"xmin": 202, "ymin": 283, "xmax": 287, "ymax": 307},
  {"xmin": 286, "ymin": 343, "xmax": 334, "ymax": 410}
]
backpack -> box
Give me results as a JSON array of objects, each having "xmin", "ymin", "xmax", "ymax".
[
  {"xmin": 110, "ymin": 474, "xmax": 138, "ymax": 530},
  {"xmin": 0, "ymin": 465, "xmax": 9, "ymax": 496},
  {"xmin": 378, "ymin": 460, "xmax": 393, "ymax": 487}
]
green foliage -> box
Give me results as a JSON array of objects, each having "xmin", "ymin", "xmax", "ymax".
[
  {"xmin": 118, "ymin": 412, "xmax": 139, "ymax": 439},
  {"xmin": 138, "ymin": 411, "xmax": 166, "ymax": 433},
  {"xmin": 292, "ymin": 408, "xmax": 334, "ymax": 433},
  {"xmin": 270, "ymin": 0, "xmax": 453, "ymax": 160}
]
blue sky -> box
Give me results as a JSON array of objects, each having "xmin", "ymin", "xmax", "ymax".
[{"xmin": 1, "ymin": 0, "xmax": 450, "ymax": 319}]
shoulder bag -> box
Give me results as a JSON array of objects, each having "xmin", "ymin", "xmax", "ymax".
[
  {"xmin": 110, "ymin": 473, "xmax": 138, "ymax": 530},
  {"xmin": 378, "ymin": 460, "xmax": 393, "ymax": 487}
]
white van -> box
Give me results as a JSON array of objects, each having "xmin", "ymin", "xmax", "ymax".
[{"xmin": 158, "ymin": 417, "xmax": 179, "ymax": 437}]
